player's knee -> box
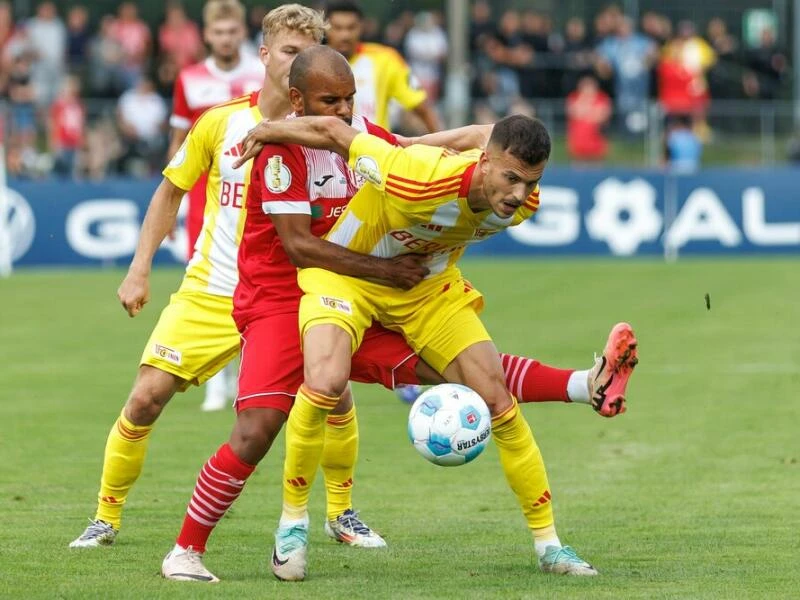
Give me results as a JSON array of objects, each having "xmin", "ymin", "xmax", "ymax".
[
  {"xmin": 125, "ymin": 377, "xmax": 177, "ymax": 425},
  {"xmin": 304, "ymin": 364, "xmax": 348, "ymax": 398},
  {"xmin": 230, "ymin": 408, "xmax": 287, "ymax": 464},
  {"xmin": 479, "ymin": 374, "xmax": 514, "ymax": 416}
]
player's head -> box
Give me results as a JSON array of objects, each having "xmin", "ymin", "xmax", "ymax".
[
  {"xmin": 288, "ymin": 45, "xmax": 355, "ymax": 125},
  {"xmin": 478, "ymin": 115, "xmax": 550, "ymax": 218},
  {"xmin": 260, "ymin": 4, "xmax": 327, "ymax": 93},
  {"xmin": 203, "ymin": 0, "xmax": 246, "ymax": 63},
  {"xmin": 324, "ymin": 1, "xmax": 363, "ymax": 59}
]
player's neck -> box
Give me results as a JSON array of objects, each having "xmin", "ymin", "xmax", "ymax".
[
  {"xmin": 465, "ymin": 167, "xmax": 488, "ymax": 212},
  {"xmin": 257, "ymin": 88, "xmax": 291, "ymax": 121},
  {"xmin": 211, "ymin": 53, "xmax": 240, "ymax": 72}
]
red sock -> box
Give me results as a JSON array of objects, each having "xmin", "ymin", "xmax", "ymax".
[
  {"xmin": 500, "ymin": 354, "xmax": 572, "ymax": 403},
  {"xmin": 176, "ymin": 443, "xmax": 255, "ymax": 553}
]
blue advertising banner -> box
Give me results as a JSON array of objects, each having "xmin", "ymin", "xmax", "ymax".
[{"xmin": 3, "ymin": 168, "xmax": 799, "ymax": 268}]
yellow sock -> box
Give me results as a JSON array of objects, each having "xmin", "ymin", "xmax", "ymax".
[
  {"xmin": 321, "ymin": 405, "xmax": 358, "ymax": 521},
  {"xmin": 282, "ymin": 385, "xmax": 339, "ymax": 521},
  {"xmin": 491, "ymin": 398, "xmax": 555, "ymax": 532},
  {"xmin": 95, "ymin": 412, "xmax": 153, "ymax": 529}
]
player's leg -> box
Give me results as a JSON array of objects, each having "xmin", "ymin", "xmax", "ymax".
[
  {"xmin": 162, "ymin": 313, "xmax": 300, "ymax": 582},
  {"xmin": 70, "ymin": 365, "xmax": 184, "ymax": 548},
  {"xmin": 70, "ymin": 289, "xmax": 239, "ymax": 548},
  {"xmin": 428, "ymin": 308, "xmax": 597, "ymax": 576},
  {"xmin": 275, "ymin": 269, "xmax": 373, "ymax": 581}
]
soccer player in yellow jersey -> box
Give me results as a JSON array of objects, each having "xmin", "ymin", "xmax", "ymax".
[
  {"xmin": 69, "ymin": 4, "xmax": 423, "ymax": 556},
  {"xmin": 325, "ymin": 1, "xmax": 440, "ymax": 132},
  {"xmin": 237, "ymin": 113, "xmax": 639, "ymax": 578}
]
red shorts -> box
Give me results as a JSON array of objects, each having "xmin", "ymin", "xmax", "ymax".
[
  {"xmin": 235, "ymin": 312, "xmax": 419, "ymax": 414},
  {"xmin": 186, "ymin": 173, "xmax": 208, "ymax": 258}
]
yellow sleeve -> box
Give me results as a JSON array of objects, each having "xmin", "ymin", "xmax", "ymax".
[
  {"xmin": 162, "ymin": 111, "xmax": 216, "ymax": 190},
  {"xmin": 348, "ymin": 132, "xmax": 449, "ymax": 196},
  {"xmin": 384, "ymin": 50, "xmax": 427, "ymax": 110}
]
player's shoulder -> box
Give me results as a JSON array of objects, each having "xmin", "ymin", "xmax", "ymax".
[
  {"xmin": 358, "ymin": 42, "xmax": 407, "ymax": 65},
  {"xmin": 177, "ymin": 59, "xmax": 212, "ymax": 81},
  {"xmin": 191, "ymin": 92, "xmax": 256, "ymax": 130}
]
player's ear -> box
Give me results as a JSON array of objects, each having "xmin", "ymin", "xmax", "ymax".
[
  {"xmin": 288, "ymin": 87, "xmax": 304, "ymax": 114},
  {"xmin": 259, "ymin": 44, "xmax": 269, "ymax": 67}
]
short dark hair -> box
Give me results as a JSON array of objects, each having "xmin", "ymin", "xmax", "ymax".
[
  {"xmin": 487, "ymin": 115, "xmax": 551, "ymax": 166},
  {"xmin": 289, "ymin": 45, "xmax": 350, "ymax": 92},
  {"xmin": 325, "ymin": 1, "xmax": 363, "ymax": 19}
]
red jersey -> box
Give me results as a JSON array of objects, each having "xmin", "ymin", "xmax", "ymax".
[
  {"xmin": 170, "ymin": 55, "xmax": 264, "ymax": 130},
  {"xmin": 50, "ymin": 97, "xmax": 85, "ymax": 149},
  {"xmin": 233, "ymin": 116, "xmax": 397, "ymax": 328}
]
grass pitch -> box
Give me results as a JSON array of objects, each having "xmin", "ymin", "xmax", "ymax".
[{"xmin": 1, "ymin": 258, "xmax": 798, "ymax": 599}]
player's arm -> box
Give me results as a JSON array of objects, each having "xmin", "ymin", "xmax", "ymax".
[
  {"xmin": 235, "ymin": 116, "xmax": 358, "ymax": 167},
  {"xmin": 119, "ymin": 113, "xmax": 215, "ymax": 317},
  {"xmin": 272, "ymin": 214, "xmax": 428, "ymax": 290},
  {"xmin": 118, "ymin": 178, "xmax": 188, "ymax": 317},
  {"xmin": 397, "ymin": 124, "xmax": 493, "ymax": 152}
]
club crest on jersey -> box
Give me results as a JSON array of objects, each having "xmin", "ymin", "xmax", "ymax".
[
  {"xmin": 354, "ymin": 156, "xmax": 382, "ymax": 185},
  {"xmin": 168, "ymin": 142, "xmax": 187, "ymax": 168},
  {"xmin": 153, "ymin": 343, "xmax": 182, "ymax": 365},
  {"xmin": 266, "ymin": 155, "xmax": 291, "ymax": 193},
  {"xmin": 320, "ymin": 296, "xmax": 352, "ymax": 315}
]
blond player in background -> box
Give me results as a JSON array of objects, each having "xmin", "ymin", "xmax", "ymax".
[{"xmin": 167, "ymin": 0, "xmax": 262, "ymax": 412}]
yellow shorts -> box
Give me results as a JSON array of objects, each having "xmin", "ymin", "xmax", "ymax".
[
  {"xmin": 297, "ymin": 267, "xmax": 489, "ymax": 374},
  {"xmin": 140, "ymin": 283, "xmax": 240, "ymax": 391}
]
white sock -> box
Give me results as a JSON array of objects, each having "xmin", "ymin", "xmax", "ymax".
[
  {"xmin": 567, "ymin": 369, "xmax": 591, "ymax": 403},
  {"xmin": 279, "ymin": 511, "xmax": 309, "ymax": 528},
  {"xmin": 534, "ymin": 535, "xmax": 562, "ymax": 558}
]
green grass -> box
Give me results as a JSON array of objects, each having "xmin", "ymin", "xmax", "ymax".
[{"xmin": 1, "ymin": 259, "xmax": 799, "ymax": 599}]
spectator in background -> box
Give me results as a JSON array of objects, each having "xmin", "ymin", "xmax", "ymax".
[
  {"xmin": 158, "ymin": 2, "xmax": 203, "ymax": 70},
  {"xmin": 662, "ymin": 20, "xmax": 716, "ymax": 131},
  {"xmin": 0, "ymin": 0, "xmax": 15, "ymax": 55},
  {"xmin": 66, "ymin": 5, "xmax": 91, "ymax": 74},
  {"xmin": 705, "ymin": 17, "xmax": 740, "ymax": 100},
  {"xmin": 3, "ymin": 39, "xmax": 37, "ymax": 176},
  {"xmin": 665, "ymin": 113, "xmax": 702, "ymax": 173},
  {"xmin": 87, "ymin": 16, "xmax": 126, "ymax": 98},
  {"xmin": 117, "ymin": 77, "xmax": 167, "ymax": 176},
  {"xmin": 403, "ymin": 11, "xmax": 447, "ymax": 102},
  {"xmin": 518, "ymin": 10, "xmax": 556, "ymax": 98},
  {"xmin": 596, "ymin": 15, "xmax": 657, "ymax": 135},
  {"xmin": 49, "ymin": 75, "xmax": 85, "ymax": 177},
  {"xmin": 566, "ymin": 74, "xmax": 611, "ymax": 162},
  {"xmin": 469, "ymin": 0, "xmax": 494, "ymax": 54},
  {"xmin": 25, "ymin": 1, "xmax": 66, "ymax": 107},
  {"xmin": 109, "ymin": 2, "xmax": 151, "ymax": 88},
  {"xmin": 561, "ymin": 17, "xmax": 594, "ymax": 96},
  {"xmin": 742, "ymin": 27, "xmax": 787, "ymax": 100}
]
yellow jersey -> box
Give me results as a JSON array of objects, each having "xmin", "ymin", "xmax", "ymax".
[
  {"xmin": 325, "ymin": 132, "xmax": 540, "ymax": 279},
  {"xmin": 163, "ymin": 91, "xmax": 261, "ymax": 296},
  {"xmin": 349, "ymin": 42, "xmax": 427, "ymax": 129}
]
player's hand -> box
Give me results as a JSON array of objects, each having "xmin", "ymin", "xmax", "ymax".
[
  {"xmin": 117, "ymin": 270, "xmax": 150, "ymax": 317},
  {"xmin": 233, "ymin": 120, "xmax": 271, "ymax": 169},
  {"xmin": 385, "ymin": 254, "xmax": 430, "ymax": 290}
]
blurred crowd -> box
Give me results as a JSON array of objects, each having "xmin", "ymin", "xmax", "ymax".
[{"xmin": 0, "ymin": 1, "xmax": 792, "ymax": 178}]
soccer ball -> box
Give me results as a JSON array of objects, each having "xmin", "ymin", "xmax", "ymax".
[{"xmin": 407, "ymin": 383, "xmax": 492, "ymax": 467}]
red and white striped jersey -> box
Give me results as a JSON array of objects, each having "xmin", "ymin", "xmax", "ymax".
[
  {"xmin": 233, "ymin": 115, "xmax": 397, "ymax": 327},
  {"xmin": 170, "ymin": 55, "xmax": 263, "ymax": 130}
]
